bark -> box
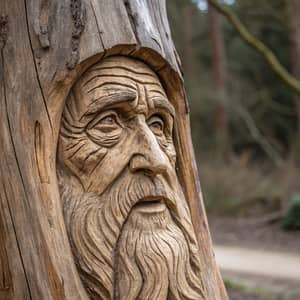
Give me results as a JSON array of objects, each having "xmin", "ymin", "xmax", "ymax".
[
  {"xmin": 208, "ymin": 3, "xmax": 231, "ymax": 160},
  {"xmin": 0, "ymin": 0, "xmax": 227, "ymax": 299}
]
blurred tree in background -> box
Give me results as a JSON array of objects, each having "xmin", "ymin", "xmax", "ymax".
[
  {"xmin": 208, "ymin": 2, "xmax": 231, "ymax": 160},
  {"xmin": 167, "ymin": 0, "xmax": 300, "ymax": 215},
  {"xmin": 286, "ymin": 0, "xmax": 300, "ymax": 163}
]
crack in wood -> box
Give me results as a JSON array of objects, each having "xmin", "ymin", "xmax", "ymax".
[
  {"xmin": 1, "ymin": 178, "xmax": 32, "ymax": 299},
  {"xmin": 123, "ymin": 0, "xmax": 140, "ymax": 44},
  {"xmin": 0, "ymin": 49, "xmax": 33, "ymax": 299},
  {"xmin": 23, "ymin": 0, "xmax": 53, "ymax": 132},
  {"xmin": 90, "ymin": 1, "xmax": 105, "ymax": 50},
  {"xmin": 0, "ymin": 197, "xmax": 12, "ymax": 293}
]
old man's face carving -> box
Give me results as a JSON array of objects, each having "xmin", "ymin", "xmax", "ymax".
[{"xmin": 57, "ymin": 56, "xmax": 204, "ymax": 300}]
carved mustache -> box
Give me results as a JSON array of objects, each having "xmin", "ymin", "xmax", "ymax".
[{"xmin": 114, "ymin": 173, "xmax": 179, "ymax": 217}]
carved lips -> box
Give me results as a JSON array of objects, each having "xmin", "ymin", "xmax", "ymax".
[{"xmin": 134, "ymin": 196, "xmax": 168, "ymax": 213}]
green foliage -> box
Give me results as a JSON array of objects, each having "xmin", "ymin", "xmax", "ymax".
[
  {"xmin": 198, "ymin": 159, "xmax": 297, "ymax": 216},
  {"xmin": 282, "ymin": 195, "xmax": 300, "ymax": 230},
  {"xmin": 224, "ymin": 278, "xmax": 273, "ymax": 297}
]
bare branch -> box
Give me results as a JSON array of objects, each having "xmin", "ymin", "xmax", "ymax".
[
  {"xmin": 207, "ymin": 0, "xmax": 300, "ymax": 94},
  {"xmin": 236, "ymin": 105, "xmax": 284, "ymax": 166}
]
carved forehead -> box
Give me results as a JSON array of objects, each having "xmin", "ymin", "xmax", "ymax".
[
  {"xmin": 74, "ymin": 56, "xmax": 165, "ymax": 94},
  {"xmin": 66, "ymin": 56, "xmax": 168, "ymax": 120}
]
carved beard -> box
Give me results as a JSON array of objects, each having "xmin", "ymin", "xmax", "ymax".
[{"xmin": 58, "ymin": 170, "xmax": 204, "ymax": 300}]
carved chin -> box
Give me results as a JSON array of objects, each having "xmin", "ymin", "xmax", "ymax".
[{"xmin": 58, "ymin": 172, "xmax": 204, "ymax": 300}]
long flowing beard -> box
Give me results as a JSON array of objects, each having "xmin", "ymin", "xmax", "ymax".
[
  {"xmin": 58, "ymin": 171, "xmax": 205, "ymax": 300},
  {"xmin": 116, "ymin": 208, "xmax": 205, "ymax": 300}
]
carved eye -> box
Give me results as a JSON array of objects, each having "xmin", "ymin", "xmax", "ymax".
[
  {"xmin": 99, "ymin": 114, "xmax": 116, "ymax": 125},
  {"xmin": 148, "ymin": 115, "xmax": 164, "ymax": 136},
  {"xmin": 86, "ymin": 111, "xmax": 123, "ymax": 147},
  {"xmin": 91, "ymin": 113, "xmax": 120, "ymax": 133}
]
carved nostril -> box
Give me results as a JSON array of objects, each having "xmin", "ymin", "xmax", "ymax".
[
  {"xmin": 129, "ymin": 155, "xmax": 152, "ymax": 174},
  {"xmin": 129, "ymin": 154, "xmax": 167, "ymax": 177}
]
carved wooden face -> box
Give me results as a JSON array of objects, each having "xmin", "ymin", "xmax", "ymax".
[
  {"xmin": 59, "ymin": 56, "xmax": 176, "ymax": 196},
  {"xmin": 57, "ymin": 56, "xmax": 204, "ymax": 300}
]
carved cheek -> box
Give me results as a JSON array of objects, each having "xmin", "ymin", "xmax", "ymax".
[
  {"xmin": 59, "ymin": 136, "xmax": 108, "ymax": 186},
  {"xmin": 156, "ymin": 136, "xmax": 177, "ymax": 165},
  {"xmin": 80, "ymin": 135, "xmax": 138, "ymax": 193},
  {"xmin": 60, "ymin": 122, "xmax": 129, "ymax": 191},
  {"xmin": 166, "ymin": 143, "xmax": 177, "ymax": 165}
]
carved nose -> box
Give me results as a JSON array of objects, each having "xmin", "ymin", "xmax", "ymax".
[
  {"xmin": 129, "ymin": 154, "xmax": 167, "ymax": 176},
  {"xmin": 129, "ymin": 127, "xmax": 168, "ymax": 177}
]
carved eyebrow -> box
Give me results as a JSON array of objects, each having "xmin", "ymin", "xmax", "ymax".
[
  {"xmin": 151, "ymin": 98, "xmax": 175, "ymax": 117},
  {"xmin": 83, "ymin": 91, "xmax": 137, "ymax": 117},
  {"xmin": 86, "ymin": 81, "xmax": 136, "ymax": 94}
]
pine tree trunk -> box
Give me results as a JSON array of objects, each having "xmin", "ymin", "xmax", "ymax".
[
  {"xmin": 286, "ymin": 0, "xmax": 300, "ymax": 163},
  {"xmin": 0, "ymin": 0, "xmax": 228, "ymax": 299},
  {"xmin": 208, "ymin": 3, "xmax": 231, "ymax": 160},
  {"xmin": 182, "ymin": 1, "xmax": 194, "ymax": 77}
]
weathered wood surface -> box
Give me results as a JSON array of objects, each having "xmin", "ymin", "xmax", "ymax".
[{"xmin": 0, "ymin": 0, "xmax": 228, "ymax": 299}]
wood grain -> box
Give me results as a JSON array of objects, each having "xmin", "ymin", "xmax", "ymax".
[{"xmin": 0, "ymin": 0, "xmax": 228, "ymax": 299}]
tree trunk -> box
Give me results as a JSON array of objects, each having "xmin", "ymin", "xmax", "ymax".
[
  {"xmin": 208, "ymin": 3, "xmax": 231, "ymax": 160},
  {"xmin": 182, "ymin": 1, "xmax": 194, "ymax": 77},
  {"xmin": 0, "ymin": 0, "xmax": 227, "ymax": 299},
  {"xmin": 286, "ymin": 0, "xmax": 300, "ymax": 163}
]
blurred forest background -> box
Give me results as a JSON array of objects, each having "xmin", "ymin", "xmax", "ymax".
[
  {"xmin": 166, "ymin": 1, "xmax": 300, "ymax": 298},
  {"xmin": 167, "ymin": 0, "xmax": 300, "ymax": 219}
]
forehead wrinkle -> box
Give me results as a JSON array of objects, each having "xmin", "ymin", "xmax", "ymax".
[
  {"xmin": 147, "ymin": 88, "xmax": 167, "ymax": 98},
  {"xmin": 87, "ymin": 56, "xmax": 159, "ymax": 78},
  {"xmin": 85, "ymin": 80, "xmax": 136, "ymax": 94},
  {"xmin": 84, "ymin": 73, "xmax": 162, "ymax": 88},
  {"xmin": 81, "ymin": 63, "xmax": 162, "ymax": 88},
  {"xmin": 88, "ymin": 66, "xmax": 157, "ymax": 78}
]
